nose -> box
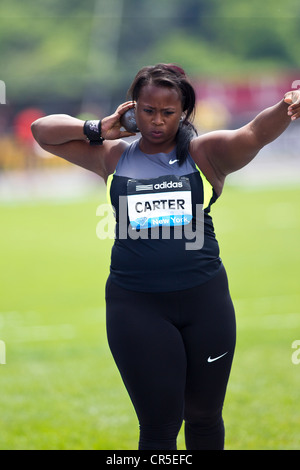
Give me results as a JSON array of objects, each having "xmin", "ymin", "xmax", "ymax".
[{"xmin": 152, "ymin": 112, "xmax": 164, "ymax": 126}]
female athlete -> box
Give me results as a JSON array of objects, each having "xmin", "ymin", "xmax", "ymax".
[{"xmin": 31, "ymin": 64, "xmax": 300, "ymax": 450}]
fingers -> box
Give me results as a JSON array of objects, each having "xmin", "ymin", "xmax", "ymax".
[
  {"xmin": 116, "ymin": 101, "xmax": 136, "ymax": 117},
  {"xmin": 287, "ymin": 103, "xmax": 300, "ymax": 121},
  {"xmin": 284, "ymin": 91, "xmax": 294, "ymax": 104},
  {"xmin": 284, "ymin": 91, "xmax": 300, "ymax": 120},
  {"xmin": 120, "ymin": 130, "xmax": 137, "ymax": 138},
  {"xmin": 284, "ymin": 90, "xmax": 300, "ymax": 104}
]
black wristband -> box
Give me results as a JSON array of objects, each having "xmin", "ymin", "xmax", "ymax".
[{"xmin": 83, "ymin": 120, "xmax": 105, "ymax": 145}]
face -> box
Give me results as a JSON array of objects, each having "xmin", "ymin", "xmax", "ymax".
[{"xmin": 135, "ymin": 84, "xmax": 183, "ymax": 154}]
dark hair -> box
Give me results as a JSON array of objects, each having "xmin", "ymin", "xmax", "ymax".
[{"xmin": 127, "ymin": 63, "xmax": 198, "ymax": 165}]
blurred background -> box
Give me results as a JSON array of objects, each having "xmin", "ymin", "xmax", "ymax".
[
  {"xmin": 1, "ymin": 0, "xmax": 300, "ymax": 197},
  {"xmin": 1, "ymin": 0, "xmax": 300, "ymax": 450}
]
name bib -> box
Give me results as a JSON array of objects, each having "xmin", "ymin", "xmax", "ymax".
[{"xmin": 127, "ymin": 175, "xmax": 192, "ymax": 229}]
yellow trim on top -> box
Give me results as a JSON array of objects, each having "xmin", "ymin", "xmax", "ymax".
[
  {"xmin": 195, "ymin": 164, "xmax": 213, "ymax": 210},
  {"xmin": 106, "ymin": 172, "xmax": 114, "ymax": 206}
]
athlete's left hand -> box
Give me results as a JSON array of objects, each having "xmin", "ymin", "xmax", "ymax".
[{"xmin": 284, "ymin": 90, "xmax": 300, "ymax": 120}]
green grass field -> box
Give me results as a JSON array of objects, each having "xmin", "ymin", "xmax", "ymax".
[{"xmin": 0, "ymin": 182, "xmax": 299, "ymax": 450}]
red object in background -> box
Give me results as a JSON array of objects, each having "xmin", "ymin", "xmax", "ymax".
[
  {"xmin": 195, "ymin": 74, "xmax": 297, "ymax": 116},
  {"xmin": 14, "ymin": 108, "xmax": 45, "ymax": 146}
]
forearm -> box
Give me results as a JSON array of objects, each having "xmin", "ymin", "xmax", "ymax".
[
  {"xmin": 31, "ymin": 114, "xmax": 86, "ymax": 145},
  {"xmin": 250, "ymin": 99, "xmax": 291, "ymax": 148}
]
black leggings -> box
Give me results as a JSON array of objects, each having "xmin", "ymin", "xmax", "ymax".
[{"xmin": 105, "ymin": 265, "xmax": 236, "ymax": 450}]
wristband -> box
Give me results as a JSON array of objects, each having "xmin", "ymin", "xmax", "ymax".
[{"xmin": 83, "ymin": 120, "xmax": 105, "ymax": 145}]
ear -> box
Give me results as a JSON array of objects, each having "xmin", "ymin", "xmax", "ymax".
[{"xmin": 180, "ymin": 112, "xmax": 187, "ymax": 122}]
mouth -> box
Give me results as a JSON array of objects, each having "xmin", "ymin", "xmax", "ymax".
[{"xmin": 150, "ymin": 130, "xmax": 163, "ymax": 138}]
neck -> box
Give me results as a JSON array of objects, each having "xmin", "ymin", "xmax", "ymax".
[{"xmin": 139, "ymin": 137, "xmax": 176, "ymax": 155}]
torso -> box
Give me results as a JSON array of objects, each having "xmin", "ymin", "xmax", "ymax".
[{"xmin": 106, "ymin": 138, "xmax": 222, "ymax": 292}]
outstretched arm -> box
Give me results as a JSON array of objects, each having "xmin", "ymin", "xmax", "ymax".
[{"xmin": 191, "ymin": 90, "xmax": 300, "ymax": 193}]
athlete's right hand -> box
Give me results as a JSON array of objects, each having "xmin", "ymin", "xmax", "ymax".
[
  {"xmin": 101, "ymin": 101, "xmax": 137, "ymax": 140},
  {"xmin": 284, "ymin": 90, "xmax": 300, "ymax": 121}
]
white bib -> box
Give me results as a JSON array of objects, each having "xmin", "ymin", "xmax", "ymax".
[{"xmin": 127, "ymin": 175, "xmax": 192, "ymax": 229}]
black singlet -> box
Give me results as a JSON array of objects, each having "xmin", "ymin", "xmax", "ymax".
[{"xmin": 107, "ymin": 139, "xmax": 222, "ymax": 292}]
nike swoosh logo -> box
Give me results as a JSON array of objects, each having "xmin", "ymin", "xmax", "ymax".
[
  {"xmin": 207, "ymin": 352, "xmax": 228, "ymax": 363},
  {"xmin": 169, "ymin": 159, "xmax": 179, "ymax": 165}
]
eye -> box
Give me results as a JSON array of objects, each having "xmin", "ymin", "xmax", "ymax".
[
  {"xmin": 164, "ymin": 111, "xmax": 175, "ymax": 116},
  {"xmin": 143, "ymin": 108, "xmax": 153, "ymax": 114}
]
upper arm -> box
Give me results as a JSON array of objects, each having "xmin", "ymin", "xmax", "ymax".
[
  {"xmin": 37, "ymin": 139, "xmax": 128, "ymax": 182},
  {"xmin": 193, "ymin": 98, "xmax": 293, "ymax": 186},
  {"xmin": 192, "ymin": 124, "xmax": 260, "ymax": 182},
  {"xmin": 206, "ymin": 124, "xmax": 260, "ymax": 175}
]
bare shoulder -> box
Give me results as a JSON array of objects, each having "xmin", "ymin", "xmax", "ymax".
[
  {"xmin": 189, "ymin": 135, "xmax": 226, "ymax": 196},
  {"xmin": 190, "ymin": 122, "xmax": 266, "ymax": 191},
  {"xmin": 101, "ymin": 139, "xmax": 129, "ymax": 181}
]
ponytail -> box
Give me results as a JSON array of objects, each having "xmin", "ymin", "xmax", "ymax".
[{"xmin": 176, "ymin": 120, "xmax": 198, "ymax": 165}]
